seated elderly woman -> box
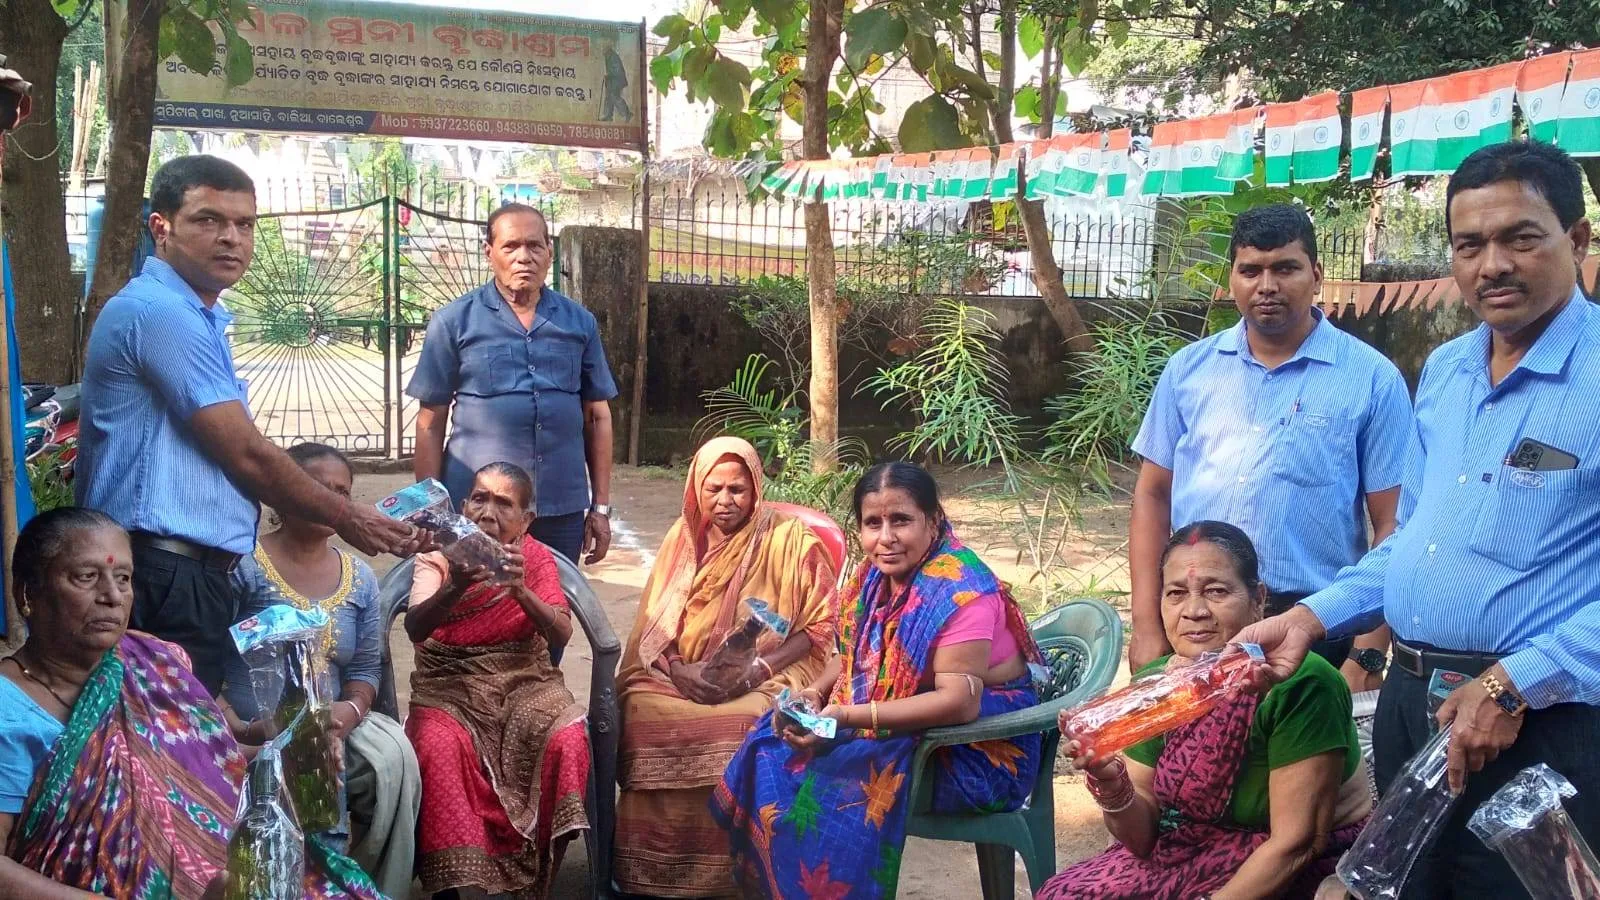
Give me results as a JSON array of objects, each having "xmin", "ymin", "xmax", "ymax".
[
  {"xmin": 220, "ymin": 442, "xmax": 421, "ymax": 899},
  {"xmin": 0, "ymin": 508, "xmax": 381, "ymax": 899},
  {"xmin": 615, "ymin": 436, "xmax": 837, "ymax": 897},
  {"xmin": 1037, "ymin": 520, "xmax": 1371, "ymax": 900},
  {"xmin": 405, "ymin": 461, "xmax": 589, "ymax": 900},
  {"xmin": 712, "ymin": 461, "xmax": 1044, "ymax": 899}
]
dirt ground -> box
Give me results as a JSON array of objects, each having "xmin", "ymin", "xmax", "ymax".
[{"xmin": 348, "ymin": 466, "xmax": 1131, "ymax": 900}]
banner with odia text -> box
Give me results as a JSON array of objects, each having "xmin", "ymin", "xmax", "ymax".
[{"xmin": 154, "ymin": 1, "xmax": 644, "ymax": 150}]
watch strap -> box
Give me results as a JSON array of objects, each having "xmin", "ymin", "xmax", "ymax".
[
  {"xmin": 1480, "ymin": 671, "xmax": 1528, "ymax": 717},
  {"xmin": 591, "ymin": 503, "xmax": 612, "ymax": 517}
]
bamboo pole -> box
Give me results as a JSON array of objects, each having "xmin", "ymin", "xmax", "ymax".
[{"xmin": 628, "ymin": 18, "xmax": 649, "ymax": 467}]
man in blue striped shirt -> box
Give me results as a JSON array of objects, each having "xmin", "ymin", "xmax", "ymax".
[
  {"xmin": 76, "ymin": 155, "xmax": 420, "ymax": 694},
  {"xmin": 1130, "ymin": 204, "xmax": 1414, "ymax": 694},
  {"xmin": 1242, "ymin": 141, "xmax": 1600, "ymax": 898}
]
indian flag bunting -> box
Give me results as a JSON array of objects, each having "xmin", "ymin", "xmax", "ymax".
[
  {"xmin": 1263, "ymin": 102, "xmax": 1297, "ymax": 186},
  {"xmin": 1556, "ymin": 49, "xmax": 1600, "ymax": 156},
  {"xmin": 1103, "ymin": 129, "xmax": 1131, "ymax": 198},
  {"xmin": 1024, "ymin": 138, "xmax": 1058, "ymax": 200},
  {"xmin": 910, "ymin": 153, "xmax": 935, "ymax": 203},
  {"xmin": 762, "ymin": 161, "xmax": 800, "ymax": 196},
  {"xmin": 1057, "ymin": 133, "xmax": 1104, "ymax": 196},
  {"xmin": 1291, "ymin": 92, "xmax": 1342, "ymax": 183},
  {"xmin": 884, "ymin": 154, "xmax": 913, "ymax": 201},
  {"xmin": 870, "ymin": 156, "xmax": 892, "ymax": 198},
  {"xmin": 990, "ymin": 144, "xmax": 1023, "ymax": 200},
  {"xmin": 929, "ymin": 150, "xmax": 959, "ymax": 199},
  {"xmin": 1175, "ymin": 115, "xmax": 1237, "ymax": 196},
  {"xmin": 959, "ymin": 148, "xmax": 993, "ymax": 200},
  {"xmin": 1389, "ymin": 62, "xmax": 1519, "ymax": 177},
  {"xmin": 1518, "ymin": 53, "xmax": 1570, "ymax": 144},
  {"xmin": 1348, "ymin": 87, "xmax": 1388, "ymax": 181},
  {"xmin": 1217, "ymin": 107, "xmax": 1260, "ymax": 181},
  {"xmin": 1141, "ymin": 122, "xmax": 1184, "ymax": 196}
]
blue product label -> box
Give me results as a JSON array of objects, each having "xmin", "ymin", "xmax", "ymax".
[
  {"xmin": 375, "ymin": 478, "xmax": 452, "ymax": 521},
  {"xmin": 231, "ymin": 603, "xmax": 331, "ymax": 654}
]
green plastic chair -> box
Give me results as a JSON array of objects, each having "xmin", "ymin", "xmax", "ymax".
[{"xmin": 903, "ymin": 597, "xmax": 1124, "ymax": 899}]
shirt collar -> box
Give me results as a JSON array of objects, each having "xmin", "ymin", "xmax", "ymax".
[
  {"xmin": 1215, "ymin": 308, "xmax": 1340, "ymax": 366},
  {"xmin": 141, "ymin": 257, "xmax": 232, "ymax": 324},
  {"xmin": 1462, "ymin": 287, "xmax": 1591, "ymax": 378},
  {"xmin": 476, "ymin": 281, "xmax": 551, "ymax": 312}
]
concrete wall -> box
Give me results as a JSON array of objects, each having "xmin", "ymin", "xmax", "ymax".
[
  {"xmin": 1330, "ymin": 262, "xmax": 1479, "ymax": 390},
  {"xmin": 557, "ymin": 226, "xmax": 644, "ymax": 460}
]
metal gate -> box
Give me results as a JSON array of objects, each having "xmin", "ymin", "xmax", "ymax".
[{"xmin": 229, "ymin": 196, "xmax": 557, "ymax": 456}]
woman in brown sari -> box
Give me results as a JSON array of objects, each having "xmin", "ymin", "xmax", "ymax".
[
  {"xmin": 615, "ymin": 436, "xmax": 837, "ymax": 897},
  {"xmin": 405, "ymin": 462, "xmax": 589, "ymax": 899}
]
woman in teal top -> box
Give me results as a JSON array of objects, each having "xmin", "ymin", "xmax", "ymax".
[{"xmin": 1039, "ymin": 521, "xmax": 1371, "ymax": 900}]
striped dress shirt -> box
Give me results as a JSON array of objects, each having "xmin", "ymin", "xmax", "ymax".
[
  {"xmin": 1133, "ymin": 310, "xmax": 1414, "ymax": 595},
  {"xmin": 1306, "ymin": 292, "xmax": 1600, "ymax": 709}
]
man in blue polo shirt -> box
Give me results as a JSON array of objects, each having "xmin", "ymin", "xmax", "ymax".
[
  {"xmin": 75, "ymin": 155, "xmax": 420, "ymax": 695},
  {"xmin": 408, "ymin": 203, "xmax": 618, "ymax": 564},
  {"xmin": 1129, "ymin": 204, "xmax": 1414, "ymax": 693},
  {"xmin": 1241, "ymin": 140, "xmax": 1600, "ymax": 899}
]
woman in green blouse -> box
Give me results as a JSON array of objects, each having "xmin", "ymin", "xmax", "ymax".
[{"xmin": 1039, "ymin": 521, "xmax": 1371, "ymax": 900}]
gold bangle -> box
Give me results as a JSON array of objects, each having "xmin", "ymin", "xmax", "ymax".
[{"xmin": 870, "ymin": 700, "xmax": 880, "ymax": 733}]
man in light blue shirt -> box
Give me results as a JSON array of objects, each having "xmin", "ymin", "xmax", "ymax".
[
  {"xmin": 1130, "ymin": 204, "xmax": 1413, "ymax": 693},
  {"xmin": 76, "ymin": 155, "xmax": 418, "ymax": 694},
  {"xmin": 1242, "ymin": 141, "xmax": 1600, "ymax": 898}
]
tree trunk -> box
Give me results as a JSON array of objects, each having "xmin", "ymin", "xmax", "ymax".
[
  {"xmin": 0, "ymin": 0, "xmax": 76, "ymax": 384},
  {"xmin": 987, "ymin": 0, "xmax": 1091, "ymax": 354},
  {"xmin": 84, "ymin": 0, "xmax": 165, "ymax": 351},
  {"xmin": 803, "ymin": 0, "xmax": 842, "ymax": 473}
]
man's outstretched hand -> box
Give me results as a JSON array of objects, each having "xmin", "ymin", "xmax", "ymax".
[
  {"xmin": 1234, "ymin": 604, "xmax": 1328, "ymax": 689},
  {"xmin": 338, "ymin": 503, "xmax": 430, "ymax": 557}
]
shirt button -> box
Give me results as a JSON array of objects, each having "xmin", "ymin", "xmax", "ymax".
[
  {"xmin": 1413, "ymin": 616, "xmax": 1421, "ymax": 626},
  {"xmin": 1427, "ymin": 543, "xmax": 1437, "ymax": 554},
  {"xmin": 1252, "ymin": 426, "xmax": 1262, "ymax": 433},
  {"xmin": 1237, "ymin": 476, "xmax": 1247, "ymax": 484},
  {"xmin": 1457, "ymin": 474, "xmax": 1467, "ymax": 484},
  {"xmin": 1485, "ymin": 402, "xmax": 1494, "ymax": 410},
  {"xmin": 528, "ymin": 365, "xmax": 537, "ymax": 372}
]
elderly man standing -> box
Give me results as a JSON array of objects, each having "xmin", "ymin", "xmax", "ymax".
[
  {"xmin": 407, "ymin": 203, "xmax": 618, "ymax": 564},
  {"xmin": 1241, "ymin": 140, "xmax": 1600, "ymax": 899},
  {"xmin": 1129, "ymin": 203, "xmax": 1414, "ymax": 694},
  {"xmin": 76, "ymin": 155, "xmax": 420, "ymax": 695}
]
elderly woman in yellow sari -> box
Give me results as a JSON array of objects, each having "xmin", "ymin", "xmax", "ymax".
[{"xmin": 615, "ymin": 436, "xmax": 838, "ymax": 897}]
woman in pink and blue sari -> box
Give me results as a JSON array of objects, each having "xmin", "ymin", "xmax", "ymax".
[{"xmin": 713, "ymin": 461, "xmax": 1044, "ymax": 898}]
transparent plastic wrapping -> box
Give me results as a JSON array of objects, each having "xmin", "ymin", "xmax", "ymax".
[
  {"xmin": 1059, "ymin": 643, "xmax": 1264, "ymax": 757},
  {"xmin": 230, "ymin": 604, "xmax": 342, "ymax": 834},
  {"xmin": 1468, "ymin": 764, "xmax": 1600, "ymax": 900},
  {"xmin": 774, "ymin": 687, "xmax": 838, "ymax": 739},
  {"xmin": 376, "ymin": 478, "xmax": 514, "ymax": 582},
  {"xmin": 223, "ymin": 736, "xmax": 306, "ymax": 900},
  {"xmin": 1337, "ymin": 725, "xmax": 1457, "ymax": 900},
  {"xmin": 701, "ymin": 598, "xmax": 792, "ymax": 692}
]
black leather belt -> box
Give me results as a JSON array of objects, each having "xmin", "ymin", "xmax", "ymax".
[
  {"xmin": 1391, "ymin": 638, "xmax": 1502, "ymax": 680},
  {"xmin": 130, "ymin": 532, "xmax": 242, "ymax": 572}
]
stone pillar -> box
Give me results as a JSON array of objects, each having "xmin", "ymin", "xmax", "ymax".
[{"xmin": 558, "ymin": 226, "xmax": 643, "ymax": 462}]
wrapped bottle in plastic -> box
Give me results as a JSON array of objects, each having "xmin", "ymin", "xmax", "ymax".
[
  {"xmin": 701, "ymin": 598, "xmax": 791, "ymax": 692},
  {"xmin": 1059, "ymin": 643, "xmax": 1264, "ymax": 757},
  {"xmin": 1468, "ymin": 764, "xmax": 1600, "ymax": 900},
  {"xmin": 376, "ymin": 478, "xmax": 515, "ymax": 583},
  {"xmin": 230, "ymin": 605, "xmax": 342, "ymax": 834},
  {"xmin": 224, "ymin": 736, "xmax": 306, "ymax": 900},
  {"xmin": 1338, "ymin": 725, "xmax": 1457, "ymax": 900}
]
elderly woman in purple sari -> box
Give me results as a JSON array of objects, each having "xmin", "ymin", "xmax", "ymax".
[
  {"xmin": 0, "ymin": 508, "xmax": 379, "ymax": 899},
  {"xmin": 1038, "ymin": 521, "xmax": 1372, "ymax": 900},
  {"xmin": 713, "ymin": 462, "xmax": 1045, "ymax": 899}
]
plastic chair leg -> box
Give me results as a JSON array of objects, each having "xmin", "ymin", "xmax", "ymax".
[{"xmin": 975, "ymin": 842, "xmax": 1017, "ymax": 900}]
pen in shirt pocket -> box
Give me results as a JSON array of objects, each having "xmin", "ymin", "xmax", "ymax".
[{"xmin": 1280, "ymin": 398, "xmax": 1302, "ymax": 427}]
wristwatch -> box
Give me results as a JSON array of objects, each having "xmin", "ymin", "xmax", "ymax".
[
  {"xmin": 1350, "ymin": 647, "xmax": 1387, "ymax": 675},
  {"xmin": 1480, "ymin": 670, "xmax": 1529, "ymax": 717},
  {"xmin": 590, "ymin": 504, "xmax": 612, "ymax": 517}
]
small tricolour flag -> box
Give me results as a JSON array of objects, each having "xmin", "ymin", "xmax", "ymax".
[
  {"xmin": 1174, "ymin": 115, "xmax": 1236, "ymax": 196},
  {"xmin": 960, "ymin": 148, "xmax": 993, "ymax": 201},
  {"xmin": 930, "ymin": 149, "xmax": 960, "ymax": 200},
  {"xmin": 762, "ymin": 161, "xmax": 799, "ymax": 196},
  {"xmin": 1102, "ymin": 129, "xmax": 1131, "ymax": 198},
  {"xmin": 1217, "ymin": 107, "xmax": 1260, "ymax": 181},
  {"xmin": 1058, "ymin": 133, "xmax": 1104, "ymax": 196},
  {"xmin": 1024, "ymin": 138, "xmax": 1060, "ymax": 200},
  {"xmin": 1263, "ymin": 102, "xmax": 1297, "ymax": 186},
  {"xmin": 1290, "ymin": 92, "xmax": 1342, "ymax": 183},
  {"xmin": 1348, "ymin": 87, "xmax": 1388, "ymax": 181},
  {"xmin": 990, "ymin": 143, "xmax": 1023, "ymax": 200},
  {"xmin": 1518, "ymin": 53, "xmax": 1570, "ymax": 144},
  {"xmin": 1389, "ymin": 62, "xmax": 1519, "ymax": 177},
  {"xmin": 1141, "ymin": 121, "xmax": 1183, "ymax": 196},
  {"xmin": 1556, "ymin": 49, "xmax": 1600, "ymax": 156},
  {"xmin": 870, "ymin": 156, "xmax": 892, "ymax": 198}
]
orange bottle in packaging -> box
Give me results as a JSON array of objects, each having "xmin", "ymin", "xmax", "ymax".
[{"xmin": 1061, "ymin": 643, "xmax": 1264, "ymax": 758}]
